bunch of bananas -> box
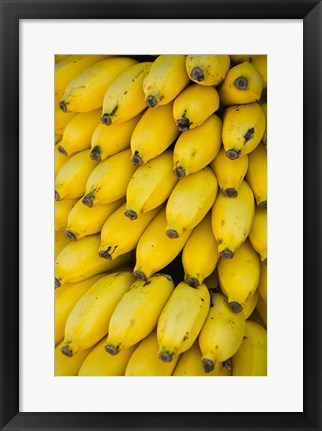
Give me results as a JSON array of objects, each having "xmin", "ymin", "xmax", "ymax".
[{"xmin": 54, "ymin": 54, "xmax": 267, "ymax": 377}]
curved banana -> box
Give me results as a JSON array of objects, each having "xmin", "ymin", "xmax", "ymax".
[
  {"xmin": 55, "ymin": 107, "xmax": 77, "ymax": 135},
  {"xmin": 248, "ymin": 206, "xmax": 267, "ymax": 263},
  {"xmin": 242, "ymin": 289, "xmax": 259, "ymax": 320},
  {"xmin": 55, "ymin": 198, "xmax": 77, "ymax": 231},
  {"xmin": 105, "ymin": 273, "xmax": 174, "ymax": 355},
  {"xmin": 198, "ymin": 292, "xmax": 245, "ymax": 373},
  {"xmin": 245, "ymin": 142, "xmax": 267, "ymax": 208},
  {"xmin": 258, "ymin": 260, "xmax": 267, "ymax": 303},
  {"xmin": 251, "ymin": 55, "xmax": 267, "ymax": 89},
  {"xmin": 61, "ymin": 271, "xmax": 136, "ymax": 356},
  {"xmin": 185, "ymin": 54, "xmax": 231, "ymax": 87},
  {"xmin": 55, "ymin": 229, "xmax": 71, "ymax": 261},
  {"xmin": 55, "ymin": 341, "xmax": 93, "ymax": 376},
  {"xmin": 157, "ymin": 281, "xmax": 210, "ymax": 362},
  {"xmin": 143, "ymin": 54, "xmax": 190, "ymax": 108},
  {"xmin": 55, "ymin": 143, "xmax": 71, "ymax": 177},
  {"xmin": 165, "ymin": 167, "xmax": 218, "ymax": 238}
]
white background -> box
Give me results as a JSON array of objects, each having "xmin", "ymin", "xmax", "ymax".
[{"xmin": 20, "ymin": 20, "xmax": 303, "ymax": 412}]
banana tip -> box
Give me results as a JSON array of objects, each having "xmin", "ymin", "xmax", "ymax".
[
  {"xmin": 185, "ymin": 277, "xmax": 200, "ymax": 288},
  {"xmin": 101, "ymin": 114, "xmax": 112, "ymax": 126},
  {"xmin": 220, "ymin": 249, "xmax": 234, "ymax": 259},
  {"xmin": 64, "ymin": 230, "xmax": 77, "ymax": 241},
  {"xmin": 105, "ymin": 343, "xmax": 119, "ymax": 355},
  {"xmin": 57, "ymin": 145, "xmax": 67, "ymax": 156},
  {"xmin": 58, "ymin": 101, "xmax": 67, "ymax": 113},
  {"xmin": 234, "ymin": 76, "xmax": 248, "ymax": 90},
  {"xmin": 61, "ymin": 345, "xmax": 73, "ymax": 357},
  {"xmin": 131, "ymin": 151, "xmax": 143, "ymax": 166},
  {"xmin": 190, "ymin": 66, "xmax": 205, "ymax": 82},
  {"xmin": 259, "ymin": 200, "xmax": 267, "ymax": 209},
  {"xmin": 54, "ymin": 190, "xmax": 60, "ymax": 201},
  {"xmin": 55, "ymin": 277, "xmax": 61, "ymax": 288},
  {"xmin": 90, "ymin": 147, "xmax": 102, "ymax": 161},
  {"xmin": 124, "ymin": 209, "xmax": 138, "ymax": 220},
  {"xmin": 223, "ymin": 188, "xmax": 238, "ymax": 198},
  {"xmin": 99, "ymin": 249, "xmax": 112, "ymax": 260},
  {"xmin": 202, "ymin": 358, "xmax": 215, "ymax": 373},
  {"xmin": 173, "ymin": 166, "xmax": 186, "ymax": 179},
  {"xmin": 229, "ymin": 301, "xmax": 243, "ymax": 313},
  {"xmin": 158, "ymin": 351, "xmax": 174, "ymax": 362},
  {"xmin": 145, "ymin": 95, "xmax": 158, "ymax": 107},
  {"xmin": 82, "ymin": 195, "xmax": 94, "ymax": 208},
  {"xmin": 226, "ymin": 149, "xmax": 240, "ymax": 160},
  {"xmin": 133, "ymin": 270, "xmax": 147, "ymax": 281},
  {"xmin": 175, "ymin": 117, "xmax": 190, "ymax": 132},
  {"xmin": 166, "ymin": 229, "xmax": 179, "ymax": 239}
]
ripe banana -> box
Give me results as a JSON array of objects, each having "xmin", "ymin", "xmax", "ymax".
[
  {"xmin": 55, "ymin": 150, "xmax": 99, "ymax": 201},
  {"xmin": 165, "ymin": 167, "xmax": 218, "ymax": 238},
  {"xmin": 173, "ymin": 84, "xmax": 220, "ymax": 131},
  {"xmin": 125, "ymin": 150, "xmax": 178, "ymax": 220},
  {"xmin": 248, "ymin": 206, "xmax": 267, "ymax": 263},
  {"xmin": 55, "ymin": 107, "xmax": 77, "ymax": 135},
  {"xmin": 210, "ymin": 147, "xmax": 248, "ymax": 197},
  {"xmin": 55, "ymin": 198, "xmax": 77, "ymax": 231},
  {"xmin": 105, "ymin": 273, "xmax": 175, "ymax": 355},
  {"xmin": 198, "ymin": 292, "xmax": 245, "ymax": 373},
  {"xmin": 61, "ymin": 271, "xmax": 136, "ymax": 356},
  {"xmin": 82, "ymin": 148, "xmax": 136, "ymax": 208},
  {"xmin": 133, "ymin": 208, "xmax": 192, "ymax": 280},
  {"xmin": 130, "ymin": 102, "xmax": 179, "ymax": 166},
  {"xmin": 258, "ymin": 260, "xmax": 267, "ymax": 303},
  {"xmin": 143, "ymin": 54, "xmax": 190, "ymax": 108},
  {"xmin": 251, "ymin": 55, "xmax": 267, "ymax": 89},
  {"xmin": 245, "ymin": 142, "xmax": 267, "ymax": 208},
  {"xmin": 217, "ymin": 240, "xmax": 260, "ymax": 312},
  {"xmin": 55, "ymin": 143, "xmax": 71, "ymax": 176},
  {"xmin": 55, "ymin": 229, "xmax": 71, "ymax": 261},
  {"xmin": 218, "ymin": 61, "xmax": 264, "ymax": 106},
  {"xmin": 59, "ymin": 57, "xmax": 137, "ymax": 113},
  {"xmin": 242, "ymin": 289, "xmax": 259, "ymax": 320},
  {"xmin": 222, "ymin": 103, "xmax": 266, "ymax": 160},
  {"xmin": 232, "ymin": 320, "xmax": 267, "ymax": 376},
  {"xmin": 211, "ymin": 180, "xmax": 255, "ymax": 259},
  {"xmin": 55, "ymin": 341, "xmax": 93, "ymax": 376},
  {"xmin": 172, "ymin": 114, "xmax": 222, "ymax": 178},
  {"xmin": 101, "ymin": 62, "xmax": 152, "ymax": 126},
  {"xmin": 185, "ymin": 54, "xmax": 231, "ymax": 87},
  {"xmin": 182, "ymin": 212, "xmax": 220, "ymax": 287}
]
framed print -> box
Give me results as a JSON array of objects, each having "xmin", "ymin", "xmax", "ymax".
[{"xmin": 1, "ymin": 0, "xmax": 321, "ymax": 430}]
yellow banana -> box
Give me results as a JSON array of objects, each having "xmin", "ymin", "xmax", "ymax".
[
  {"xmin": 125, "ymin": 150, "xmax": 178, "ymax": 220},
  {"xmin": 143, "ymin": 55, "xmax": 190, "ymax": 107},
  {"xmin": 218, "ymin": 61, "xmax": 264, "ymax": 106},
  {"xmin": 198, "ymin": 292, "xmax": 245, "ymax": 373},
  {"xmin": 55, "ymin": 233, "xmax": 133, "ymax": 287},
  {"xmin": 211, "ymin": 180, "xmax": 255, "ymax": 258},
  {"xmin": 165, "ymin": 167, "xmax": 218, "ymax": 238},
  {"xmin": 55, "ymin": 198, "xmax": 77, "ymax": 231},
  {"xmin": 245, "ymin": 142, "xmax": 267, "ymax": 208},
  {"xmin": 172, "ymin": 114, "xmax": 222, "ymax": 178},
  {"xmin": 125, "ymin": 330, "xmax": 179, "ymax": 376},
  {"xmin": 105, "ymin": 273, "xmax": 175, "ymax": 355},
  {"xmin": 249, "ymin": 206, "xmax": 267, "ymax": 263},
  {"xmin": 55, "ymin": 54, "xmax": 70, "ymax": 63},
  {"xmin": 55, "ymin": 274, "xmax": 105, "ymax": 345},
  {"xmin": 101, "ymin": 62, "xmax": 152, "ymax": 126},
  {"xmin": 55, "ymin": 107, "xmax": 77, "ymax": 135},
  {"xmin": 230, "ymin": 55, "xmax": 253, "ymax": 64},
  {"xmin": 78, "ymin": 338, "xmax": 137, "ymax": 376},
  {"xmin": 260, "ymin": 102, "xmax": 267, "ymax": 147},
  {"xmin": 61, "ymin": 271, "xmax": 136, "ymax": 356},
  {"xmin": 55, "ymin": 150, "xmax": 99, "ymax": 201},
  {"xmin": 157, "ymin": 281, "xmax": 210, "ymax": 362},
  {"xmin": 242, "ymin": 289, "xmax": 259, "ymax": 320},
  {"xmin": 182, "ymin": 212, "xmax": 220, "ymax": 287},
  {"xmin": 90, "ymin": 114, "xmax": 142, "ymax": 162},
  {"xmin": 222, "ymin": 103, "xmax": 266, "ymax": 160},
  {"xmin": 57, "ymin": 109, "xmax": 102, "ymax": 157},
  {"xmin": 55, "ymin": 134, "xmax": 62, "ymax": 144},
  {"xmin": 185, "ymin": 54, "xmax": 231, "ymax": 87},
  {"xmin": 256, "ymin": 294, "xmax": 267, "ymax": 328},
  {"xmin": 217, "ymin": 240, "xmax": 260, "ymax": 312},
  {"xmin": 210, "ymin": 147, "xmax": 248, "ymax": 197},
  {"xmin": 59, "ymin": 57, "xmax": 137, "ymax": 113},
  {"xmin": 82, "ymin": 148, "xmax": 136, "ymax": 208},
  {"xmin": 55, "ymin": 229, "xmax": 71, "ymax": 261},
  {"xmin": 133, "ymin": 208, "xmax": 192, "ymax": 280},
  {"xmin": 251, "ymin": 55, "xmax": 267, "ymax": 89},
  {"xmin": 64, "ymin": 198, "xmax": 124, "ymax": 241},
  {"xmin": 55, "ymin": 143, "xmax": 71, "ymax": 177},
  {"xmin": 232, "ymin": 320, "xmax": 267, "ymax": 376},
  {"xmin": 55, "ymin": 341, "xmax": 93, "ymax": 376},
  {"xmin": 130, "ymin": 102, "xmax": 179, "ymax": 166},
  {"xmin": 258, "ymin": 260, "xmax": 267, "ymax": 303},
  {"xmin": 173, "ymin": 84, "xmax": 220, "ymax": 131},
  {"xmin": 99, "ymin": 204, "xmax": 161, "ymax": 260}
]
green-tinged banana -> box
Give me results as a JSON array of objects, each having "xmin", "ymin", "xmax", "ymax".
[
  {"xmin": 133, "ymin": 208, "xmax": 193, "ymax": 281},
  {"xmin": 55, "ymin": 274, "xmax": 105, "ymax": 345},
  {"xmin": 125, "ymin": 150, "xmax": 178, "ymax": 220},
  {"xmin": 55, "ymin": 143, "xmax": 71, "ymax": 176},
  {"xmin": 260, "ymin": 103, "xmax": 267, "ymax": 147},
  {"xmin": 105, "ymin": 273, "xmax": 175, "ymax": 355},
  {"xmin": 143, "ymin": 55, "xmax": 190, "ymax": 107},
  {"xmin": 55, "ymin": 107, "xmax": 77, "ymax": 135},
  {"xmin": 232, "ymin": 320, "xmax": 267, "ymax": 376},
  {"xmin": 185, "ymin": 55, "xmax": 231, "ymax": 87},
  {"xmin": 172, "ymin": 114, "xmax": 222, "ymax": 178},
  {"xmin": 101, "ymin": 62, "xmax": 152, "ymax": 126},
  {"xmin": 245, "ymin": 142, "xmax": 267, "ymax": 208},
  {"xmin": 258, "ymin": 260, "xmax": 267, "ymax": 303},
  {"xmin": 125, "ymin": 330, "xmax": 179, "ymax": 376},
  {"xmin": 90, "ymin": 114, "xmax": 142, "ymax": 162},
  {"xmin": 249, "ymin": 206, "xmax": 267, "ymax": 263},
  {"xmin": 130, "ymin": 102, "xmax": 179, "ymax": 166},
  {"xmin": 211, "ymin": 180, "xmax": 255, "ymax": 258},
  {"xmin": 55, "ymin": 234, "xmax": 133, "ymax": 287},
  {"xmin": 165, "ymin": 167, "xmax": 218, "ymax": 238},
  {"xmin": 198, "ymin": 292, "xmax": 245, "ymax": 373},
  {"xmin": 210, "ymin": 147, "xmax": 248, "ymax": 197},
  {"xmin": 242, "ymin": 289, "xmax": 259, "ymax": 320},
  {"xmin": 57, "ymin": 109, "xmax": 102, "ymax": 157},
  {"xmin": 218, "ymin": 61, "xmax": 264, "ymax": 106},
  {"xmin": 157, "ymin": 281, "xmax": 210, "ymax": 362},
  {"xmin": 55, "ymin": 340, "xmax": 94, "ymax": 376},
  {"xmin": 55, "ymin": 229, "xmax": 71, "ymax": 261},
  {"xmin": 182, "ymin": 212, "xmax": 220, "ymax": 287},
  {"xmin": 64, "ymin": 198, "xmax": 124, "ymax": 241},
  {"xmin": 78, "ymin": 338, "xmax": 137, "ymax": 376},
  {"xmin": 55, "ymin": 150, "xmax": 99, "ymax": 201},
  {"xmin": 172, "ymin": 341, "xmax": 232, "ymax": 376},
  {"xmin": 82, "ymin": 148, "xmax": 136, "ymax": 208},
  {"xmin": 61, "ymin": 271, "xmax": 136, "ymax": 356},
  {"xmin": 59, "ymin": 57, "xmax": 137, "ymax": 113},
  {"xmin": 222, "ymin": 103, "xmax": 266, "ymax": 159},
  {"xmin": 55, "ymin": 198, "xmax": 77, "ymax": 231},
  {"xmin": 256, "ymin": 294, "xmax": 267, "ymax": 328},
  {"xmin": 173, "ymin": 84, "xmax": 220, "ymax": 131},
  {"xmin": 217, "ymin": 240, "xmax": 260, "ymax": 312},
  {"xmin": 251, "ymin": 55, "xmax": 267, "ymax": 89},
  {"xmin": 99, "ymin": 204, "xmax": 161, "ymax": 260}
]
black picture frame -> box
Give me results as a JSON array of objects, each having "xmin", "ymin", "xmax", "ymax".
[{"xmin": 1, "ymin": 0, "xmax": 321, "ymax": 430}]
